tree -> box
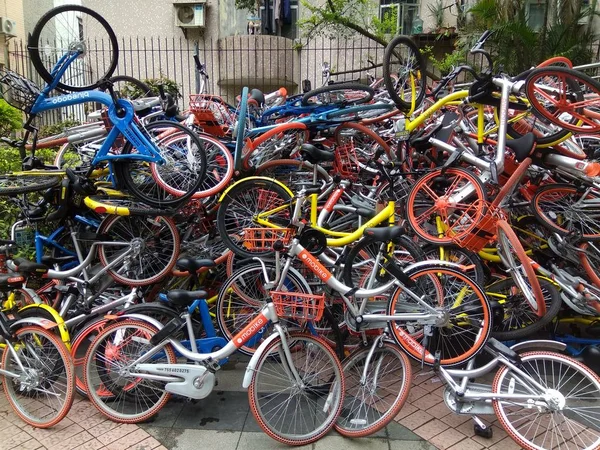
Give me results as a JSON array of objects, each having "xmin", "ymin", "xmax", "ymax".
[{"xmin": 0, "ymin": 100, "xmax": 22, "ymax": 137}]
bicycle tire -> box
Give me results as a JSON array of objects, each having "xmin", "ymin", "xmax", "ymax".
[
  {"xmin": 324, "ymin": 103, "xmax": 395, "ymax": 123},
  {"xmin": 115, "ymin": 121, "xmax": 207, "ymax": 208},
  {"xmin": 244, "ymin": 124, "xmax": 310, "ymax": 169},
  {"xmin": 84, "ymin": 319, "xmax": 176, "ymax": 423},
  {"xmin": 216, "ymin": 178, "xmax": 293, "ymax": 259},
  {"xmin": 334, "ymin": 122, "xmax": 392, "ymax": 159},
  {"xmin": 383, "ymin": 36, "xmax": 426, "ymax": 112},
  {"xmin": 97, "ymin": 214, "xmax": 180, "ymax": 286},
  {"xmin": 488, "ymin": 276, "xmax": 561, "ymax": 341},
  {"xmin": 109, "ymin": 75, "xmax": 155, "ymax": 98},
  {"xmin": 0, "ymin": 174, "xmax": 61, "ymax": 195},
  {"xmin": 28, "ymin": 4, "xmax": 118, "ymax": 92},
  {"xmin": 3, "ymin": 326, "xmax": 75, "ymax": 428},
  {"xmin": 532, "ymin": 183, "xmax": 600, "ymax": 241},
  {"xmin": 191, "ymin": 133, "xmax": 234, "ymax": 198},
  {"xmin": 255, "ymin": 159, "xmax": 330, "ymax": 186},
  {"xmin": 387, "ymin": 264, "xmax": 491, "ymax": 367},
  {"xmin": 422, "ymin": 244, "xmax": 486, "ymax": 286},
  {"xmin": 496, "ymin": 219, "xmax": 546, "ymax": 316},
  {"xmin": 579, "ymin": 242, "xmax": 600, "ymax": 289},
  {"xmin": 301, "ymin": 83, "xmax": 374, "ymax": 107},
  {"xmin": 248, "ymin": 332, "xmax": 345, "ymax": 445},
  {"xmin": 493, "ymin": 351, "xmax": 600, "ymax": 450},
  {"xmin": 525, "ymin": 66, "xmax": 600, "ymax": 134},
  {"xmin": 334, "ymin": 341, "xmax": 411, "ymax": 437}
]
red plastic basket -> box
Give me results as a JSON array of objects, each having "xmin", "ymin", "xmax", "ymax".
[
  {"xmin": 271, "ymin": 291, "xmax": 325, "ymax": 321},
  {"xmin": 333, "ymin": 143, "xmax": 359, "ymax": 181},
  {"xmin": 242, "ymin": 227, "xmax": 294, "ymax": 251},
  {"xmin": 451, "ymin": 200, "xmax": 506, "ymax": 252},
  {"xmin": 189, "ymin": 94, "xmax": 234, "ymax": 137}
]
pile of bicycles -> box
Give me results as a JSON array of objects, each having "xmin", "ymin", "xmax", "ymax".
[{"xmin": 0, "ymin": 5, "xmax": 600, "ymax": 449}]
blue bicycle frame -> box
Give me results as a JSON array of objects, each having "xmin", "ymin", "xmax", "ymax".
[{"xmin": 28, "ymin": 51, "xmax": 165, "ymax": 167}]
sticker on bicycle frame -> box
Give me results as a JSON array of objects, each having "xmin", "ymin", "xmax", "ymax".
[
  {"xmin": 299, "ymin": 249, "xmax": 332, "ymax": 282},
  {"xmin": 38, "ymin": 319, "xmax": 57, "ymax": 330},
  {"xmin": 235, "ymin": 312, "xmax": 268, "ymax": 348},
  {"xmin": 395, "ymin": 326, "xmax": 434, "ymax": 363}
]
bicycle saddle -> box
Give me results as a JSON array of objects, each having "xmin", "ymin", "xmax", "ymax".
[
  {"xmin": 506, "ymin": 132, "xmax": 536, "ymax": 162},
  {"xmin": 176, "ymin": 258, "xmax": 216, "ymax": 273},
  {"xmin": 249, "ymin": 88, "xmax": 265, "ymax": 107},
  {"xmin": 167, "ymin": 289, "xmax": 209, "ymax": 306},
  {"xmin": 363, "ymin": 226, "xmax": 405, "ymax": 242},
  {"xmin": 12, "ymin": 257, "xmax": 49, "ymax": 275},
  {"xmin": 299, "ymin": 144, "xmax": 335, "ymax": 164},
  {"xmin": 484, "ymin": 337, "xmax": 521, "ymax": 364}
]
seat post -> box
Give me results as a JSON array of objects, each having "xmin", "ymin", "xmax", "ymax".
[{"xmin": 312, "ymin": 163, "xmax": 318, "ymax": 186}]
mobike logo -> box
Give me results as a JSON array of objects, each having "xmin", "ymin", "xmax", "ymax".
[
  {"xmin": 299, "ymin": 249, "xmax": 331, "ymax": 282},
  {"xmin": 395, "ymin": 327, "xmax": 434, "ymax": 362},
  {"xmin": 51, "ymin": 92, "xmax": 90, "ymax": 104},
  {"xmin": 323, "ymin": 189, "xmax": 343, "ymax": 212},
  {"xmin": 236, "ymin": 314, "xmax": 266, "ymax": 347}
]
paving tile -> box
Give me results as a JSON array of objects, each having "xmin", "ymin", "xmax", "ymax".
[
  {"xmin": 126, "ymin": 435, "xmax": 163, "ymax": 450},
  {"xmin": 413, "ymin": 419, "xmax": 449, "ymax": 440},
  {"xmin": 12, "ymin": 438, "xmax": 45, "ymax": 450},
  {"xmin": 427, "ymin": 401, "xmax": 451, "ymax": 420},
  {"xmin": 73, "ymin": 412, "xmax": 108, "ymax": 430},
  {"xmin": 390, "ymin": 440, "xmax": 438, "ymax": 450},
  {"xmin": 173, "ymin": 391, "xmax": 249, "ymax": 431},
  {"xmin": 105, "ymin": 428, "xmax": 150, "ymax": 450},
  {"xmin": 314, "ymin": 435, "xmax": 388, "ymax": 450},
  {"xmin": 406, "ymin": 385, "xmax": 429, "ymax": 404},
  {"xmin": 87, "ymin": 419, "xmax": 121, "ymax": 438},
  {"xmin": 238, "ymin": 431, "xmax": 312, "ymax": 449},
  {"xmin": 72, "ymin": 437, "xmax": 104, "ymax": 450},
  {"xmin": 47, "ymin": 430, "xmax": 95, "ymax": 450},
  {"xmin": 140, "ymin": 400, "xmax": 183, "ymax": 428},
  {"xmin": 387, "ymin": 420, "xmax": 423, "ymax": 441},
  {"xmin": 66, "ymin": 401, "xmax": 103, "ymax": 422},
  {"xmin": 96, "ymin": 423, "xmax": 140, "ymax": 445},
  {"xmin": 411, "ymin": 393, "xmax": 442, "ymax": 411},
  {"xmin": 487, "ymin": 436, "xmax": 524, "ymax": 450},
  {"xmin": 439, "ymin": 412, "xmax": 471, "ymax": 428},
  {"xmin": 446, "ymin": 437, "xmax": 484, "ymax": 450},
  {"xmin": 39, "ymin": 424, "xmax": 84, "ymax": 448},
  {"xmin": 398, "ymin": 410, "xmax": 434, "ymax": 431},
  {"xmin": 169, "ymin": 429, "xmax": 240, "ymax": 450},
  {"xmin": 394, "ymin": 402, "xmax": 418, "ymax": 421},
  {"xmin": 5, "ymin": 429, "xmax": 33, "ymax": 449},
  {"xmin": 19, "ymin": 417, "xmax": 75, "ymax": 441},
  {"xmin": 429, "ymin": 428, "xmax": 466, "ymax": 450}
]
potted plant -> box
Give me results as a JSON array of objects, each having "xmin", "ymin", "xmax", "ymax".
[{"xmin": 428, "ymin": 0, "xmax": 445, "ymax": 33}]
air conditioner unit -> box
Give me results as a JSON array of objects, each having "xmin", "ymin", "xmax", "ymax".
[
  {"xmin": 175, "ymin": 4, "xmax": 205, "ymax": 28},
  {"xmin": 0, "ymin": 17, "xmax": 17, "ymax": 37}
]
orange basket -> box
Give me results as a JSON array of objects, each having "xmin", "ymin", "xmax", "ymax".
[
  {"xmin": 189, "ymin": 94, "xmax": 234, "ymax": 137},
  {"xmin": 451, "ymin": 201, "xmax": 506, "ymax": 252},
  {"xmin": 271, "ymin": 291, "xmax": 325, "ymax": 321},
  {"xmin": 333, "ymin": 143, "xmax": 359, "ymax": 181},
  {"xmin": 242, "ymin": 227, "xmax": 294, "ymax": 251}
]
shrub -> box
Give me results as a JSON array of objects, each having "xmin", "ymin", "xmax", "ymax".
[{"xmin": 0, "ymin": 100, "xmax": 22, "ymax": 137}]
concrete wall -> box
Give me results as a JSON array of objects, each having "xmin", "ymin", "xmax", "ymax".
[{"xmin": 0, "ymin": 0, "xmax": 27, "ymax": 66}]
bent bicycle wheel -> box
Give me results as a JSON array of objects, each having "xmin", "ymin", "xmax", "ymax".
[
  {"xmin": 0, "ymin": 173, "xmax": 61, "ymax": 195},
  {"xmin": 28, "ymin": 5, "xmax": 118, "ymax": 91},
  {"xmin": 383, "ymin": 36, "xmax": 426, "ymax": 112}
]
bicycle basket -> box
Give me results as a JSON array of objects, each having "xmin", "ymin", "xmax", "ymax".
[
  {"xmin": 333, "ymin": 143, "xmax": 359, "ymax": 181},
  {"xmin": 451, "ymin": 200, "xmax": 507, "ymax": 252},
  {"xmin": 242, "ymin": 227, "xmax": 294, "ymax": 251},
  {"xmin": 189, "ymin": 94, "xmax": 234, "ymax": 137},
  {"xmin": 271, "ymin": 291, "xmax": 325, "ymax": 321},
  {"xmin": 0, "ymin": 69, "xmax": 41, "ymax": 112}
]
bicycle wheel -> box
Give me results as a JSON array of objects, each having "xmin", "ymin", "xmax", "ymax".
[
  {"xmin": 405, "ymin": 168, "xmax": 487, "ymax": 244},
  {"xmin": 84, "ymin": 319, "xmax": 177, "ymax": 423},
  {"xmin": 334, "ymin": 122, "xmax": 392, "ymax": 160},
  {"xmin": 493, "ymin": 351, "xmax": 600, "ymax": 450},
  {"xmin": 28, "ymin": 5, "xmax": 118, "ymax": 91},
  {"xmin": 248, "ymin": 332, "xmax": 344, "ymax": 445},
  {"xmin": 216, "ymin": 178, "xmax": 292, "ymax": 259},
  {"xmin": 3, "ymin": 326, "xmax": 75, "ymax": 428},
  {"xmin": 496, "ymin": 220, "xmax": 545, "ymax": 317},
  {"xmin": 422, "ymin": 244, "xmax": 486, "ymax": 286},
  {"xmin": 97, "ymin": 214, "xmax": 179, "ymax": 286},
  {"xmin": 216, "ymin": 263, "xmax": 311, "ymax": 356},
  {"xmin": 488, "ymin": 276, "xmax": 561, "ymax": 341},
  {"xmin": 525, "ymin": 66, "xmax": 600, "ymax": 134},
  {"xmin": 532, "ymin": 183, "xmax": 600, "ymax": 241},
  {"xmin": 244, "ymin": 124, "xmax": 310, "ymax": 169},
  {"xmin": 255, "ymin": 159, "xmax": 330, "ymax": 186},
  {"xmin": 579, "ymin": 242, "xmax": 600, "ymax": 288},
  {"xmin": 71, "ymin": 317, "xmax": 111, "ymax": 399},
  {"xmin": 109, "ymin": 75, "xmax": 155, "ymax": 99},
  {"xmin": 383, "ymin": 36, "xmax": 426, "ymax": 112},
  {"xmin": 343, "ymin": 235, "xmax": 424, "ymax": 289},
  {"xmin": 116, "ymin": 121, "xmax": 207, "ymax": 208},
  {"xmin": 335, "ymin": 342, "xmax": 411, "ymax": 437},
  {"xmin": 191, "ymin": 134, "xmax": 233, "ymax": 198},
  {"xmin": 301, "ymin": 83, "xmax": 374, "ymax": 107},
  {"xmin": 387, "ymin": 265, "xmax": 491, "ymax": 367},
  {"xmin": 54, "ymin": 140, "xmax": 100, "ymax": 169},
  {"xmin": 0, "ymin": 174, "xmax": 61, "ymax": 195}
]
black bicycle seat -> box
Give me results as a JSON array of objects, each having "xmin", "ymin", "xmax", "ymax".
[
  {"xmin": 364, "ymin": 226, "xmax": 405, "ymax": 242},
  {"xmin": 167, "ymin": 290, "xmax": 209, "ymax": 306},
  {"xmin": 175, "ymin": 258, "xmax": 216, "ymax": 273},
  {"xmin": 506, "ymin": 132, "xmax": 536, "ymax": 162},
  {"xmin": 299, "ymin": 144, "xmax": 335, "ymax": 164},
  {"xmin": 13, "ymin": 257, "xmax": 49, "ymax": 275}
]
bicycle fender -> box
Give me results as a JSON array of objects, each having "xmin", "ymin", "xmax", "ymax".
[
  {"xmin": 18, "ymin": 303, "xmax": 71, "ymax": 350},
  {"xmin": 218, "ymin": 176, "xmax": 294, "ymax": 202},
  {"xmin": 510, "ymin": 340, "xmax": 567, "ymax": 353},
  {"xmin": 118, "ymin": 313, "xmax": 165, "ymax": 331},
  {"xmin": 242, "ymin": 331, "xmax": 281, "ymax": 389},
  {"xmin": 403, "ymin": 260, "xmax": 467, "ymax": 274}
]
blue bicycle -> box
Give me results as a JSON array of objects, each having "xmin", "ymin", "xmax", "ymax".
[{"xmin": 0, "ymin": 4, "xmax": 206, "ymax": 208}]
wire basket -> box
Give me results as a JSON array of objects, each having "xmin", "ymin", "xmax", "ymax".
[
  {"xmin": 333, "ymin": 143, "xmax": 359, "ymax": 181},
  {"xmin": 271, "ymin": 291, "xmax": 326, "ymax": 321},
  {"xmin": 189, "ymin": 94, "xmax": 234, "ymax": 137},
  {"xmin": 0, "ymin": 69, "xmax": 41, "ymax": 112},
  {"xmin": 451, "ymin": 200, "xmax": 507, "ymax": 252},
  {"xmin": 242, "ymin": 227, "xmax": 294, "ymax": 251}
]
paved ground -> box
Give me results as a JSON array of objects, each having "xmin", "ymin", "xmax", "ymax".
[{"xmin": 0, "ymin": 362, "xmax": 522, "ymax": 450}]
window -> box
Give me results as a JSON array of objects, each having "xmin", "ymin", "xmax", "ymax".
[
  {"xmin": 259, "ymin": 0, "xmax": 298, "ymax": 38},
  {"xmin": 380, "ymin": 0, "xmax": 420, "ymax": 35},
  {"xmin": 579, "ymin": 0, "xmax": 591, "ymax": 24},
  {"xmin": 526, "ymin": 0, "xmax": 546, "ymax": 31}
]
